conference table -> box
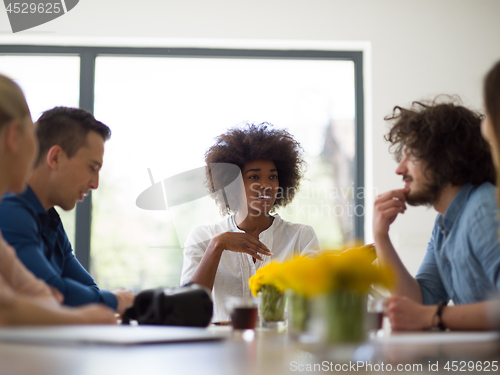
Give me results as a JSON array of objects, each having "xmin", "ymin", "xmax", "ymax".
[{"xmin": 0, "ymin": 324, "xmax": 498, "ymax": 375}]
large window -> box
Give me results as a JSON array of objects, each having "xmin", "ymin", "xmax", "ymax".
[{"xmin": 0, "ymin": 46, "xmax": 364, "ymax": 292}]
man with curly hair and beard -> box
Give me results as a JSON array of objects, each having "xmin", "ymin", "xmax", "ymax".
[
  {"xmin": 374, "ymin": 98, "xmax": 500, "ymax": 331},
  {"xmin": 181, "ymin": 123, "xmax": 320, "ymax": 323}
]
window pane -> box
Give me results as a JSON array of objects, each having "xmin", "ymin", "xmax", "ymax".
[
  {"xmin": 93, "ymin": 56, "xmax": 356, "ymax": 291},
  {"xmin": 0, "ymin": 55, "xmax": 80, "ymax": 244}
]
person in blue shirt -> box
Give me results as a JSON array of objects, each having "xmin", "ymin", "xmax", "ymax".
[
  {"xmin": 373, "ymin": 98, "xmax": 499, "ymax": 330},
  {"xmin": 0, "ymin": 107, "xmax": 135, "ymax": 316},
  {"xmin": 0, "ymin": 74, "xmax": 116, "ymax": 325}
]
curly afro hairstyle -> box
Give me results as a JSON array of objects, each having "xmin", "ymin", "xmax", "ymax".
[
  {"xmin": 384, "ymin": 97, "xmax": 495, "ymax": 191},
  {"xmin": 205, "ymin": 123, "xmax": 306, "ymax": 215}
]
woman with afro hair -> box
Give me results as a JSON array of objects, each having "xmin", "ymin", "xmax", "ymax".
[{"xmin": 180, "ymin": 123, "xmax": 320, "ymax": 323}]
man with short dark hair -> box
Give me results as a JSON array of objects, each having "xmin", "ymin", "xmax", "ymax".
[
  {"xmin": 374, "ymin": 99, "xmax": 500, "ymax": 330},
  {"xmin": 0, "ymin": 107, "xmax": 134, "ymax": 315}
]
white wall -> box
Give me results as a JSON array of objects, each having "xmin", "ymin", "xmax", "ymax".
[{"xmin": 2, "ymin": 0, "xmax": 500, "ymax": 275}]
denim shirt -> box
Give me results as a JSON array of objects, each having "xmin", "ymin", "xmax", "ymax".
[
  {"xmin": 0, "ymin": 186, "xmax": 117, "ymax": 309},
  {"xmin": 416, "ymin": 183, "xmax": 500, "ymax": 305}
]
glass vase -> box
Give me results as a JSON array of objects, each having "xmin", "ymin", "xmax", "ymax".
[
  {"xmin": 325, "ymin": 290, "xmax": 367, "ymax": 344},
  {"xmin": 259, "ymin": 284, "xmax": 285, "ymax": 323},
  {"xmin": 287, "ymin": 290, "xmax": 309, "ymax": 334}
]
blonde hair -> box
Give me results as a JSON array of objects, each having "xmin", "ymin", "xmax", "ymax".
[{"xmin": 0, "ymin": 74, "xmax": 31, "ymax": 131}]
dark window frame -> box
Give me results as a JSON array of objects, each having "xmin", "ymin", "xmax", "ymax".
[{"xmin": 0, "ymin": 45, "xmax": 365, "ymax": 270}]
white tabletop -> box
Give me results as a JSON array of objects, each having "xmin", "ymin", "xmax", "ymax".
[{"xmin": 0, "ymin": 326, "xmax": 498, "ymax": 375}]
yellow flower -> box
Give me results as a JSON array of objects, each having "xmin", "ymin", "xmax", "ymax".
[
  {"xmin": 248, "ymin": 244, "xmax": 393, "ymax": 297},
  {"xmin": 249, "ymin": 261, "xmax": 287, "ymax": 296},
  {"xmin": 341, "ymin": 243, "xmax": 377, "ymax": 263},
  {"xmin": 280, "ymin": 256, "xmax": 328, "ymax": 296},
  {"xmin": 314, "ymin": 247, "xmax": 393, "ymax": 294}
]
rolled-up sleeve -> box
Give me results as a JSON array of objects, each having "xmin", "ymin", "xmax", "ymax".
[
  {"xmin": 416, "ymin": 226, "xmax": 449, "ymax": 305},
  {"xmin": 298, "ymin": 225, "xmax": 321, "ymax": 258},
  {"xmin": 180, "ymin": 226, "xmax": 211, "ymax": 286}
]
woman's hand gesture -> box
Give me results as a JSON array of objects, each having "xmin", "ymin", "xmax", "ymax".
[{"xmin": 212, "ymin": 232, "xmax": 272, "ymax": 261}]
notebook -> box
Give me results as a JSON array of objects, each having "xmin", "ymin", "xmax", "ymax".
[{"xmin": 0, "ymin": 325, "xmax": 226, "ymax": 346}]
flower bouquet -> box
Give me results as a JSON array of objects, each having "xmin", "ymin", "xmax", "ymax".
[
  {"xmin": 302, "ymin": 245, "xmax": 392, "ymax": 343},
  {"xmin": 249, "ymin": 244, "xmax": 392, "ymax": 342},
  {"xmin": 249, "ymin": 262, "xmax": 287, "ymax": 323}
]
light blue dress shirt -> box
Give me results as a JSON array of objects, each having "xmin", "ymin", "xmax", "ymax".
[{"xmin": 416, "ymin": 183, "xmax": 500, "ymax": 305}]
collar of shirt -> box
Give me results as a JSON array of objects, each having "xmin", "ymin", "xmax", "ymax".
[
  {"xmin": 228, "ymin": 213, "xmax": 280, "ymax": 239},
  {"xmin": 436, "ymin": 183, "xmax": 474, "ymax": 238}
]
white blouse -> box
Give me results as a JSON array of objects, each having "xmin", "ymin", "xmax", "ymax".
[{"xmin": 180, "ymin": 214, "xmax": 320, "ymax": 322}]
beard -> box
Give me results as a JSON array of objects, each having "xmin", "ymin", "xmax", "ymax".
[{"xmin": 405, "ymin": 176, "xmax": 442, "ymax": 207}]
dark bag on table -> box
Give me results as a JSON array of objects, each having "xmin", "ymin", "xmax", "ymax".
[{"xmin": 121, "ymin": 284, "xmax": 213, "ymax": 327}]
